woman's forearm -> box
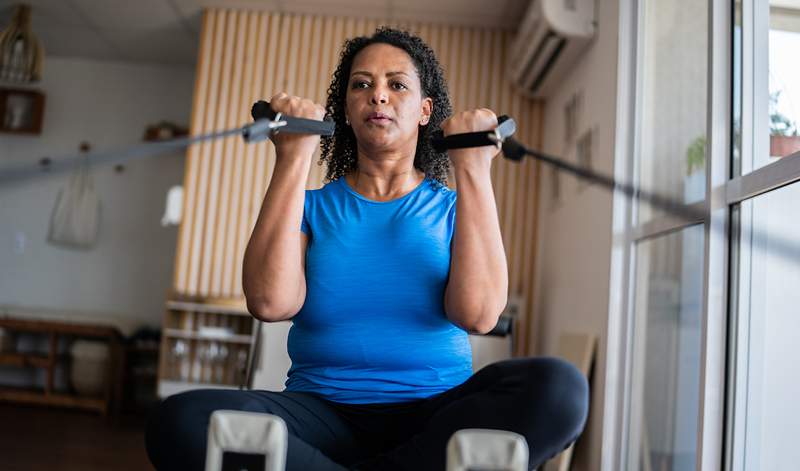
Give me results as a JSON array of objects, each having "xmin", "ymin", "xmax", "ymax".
[
  {"xmin": 444, "ymin": 162, "xmax": 509, "ymax": 333},
  {"xmin": 242, "ymin": 156, "xmax": 310, "ymax": 321}
]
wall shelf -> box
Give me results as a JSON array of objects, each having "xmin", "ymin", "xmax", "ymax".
[
  {"xmin": 162, "ymin": 328, "xmax": 253, "ymax": 344},
  {"xmin": 165, "ymin": 300, "xmax": 251, "ymax": 317},
  {"xmin": 156, "ymin": 299, "xmax": 256, "ymax": 396}
]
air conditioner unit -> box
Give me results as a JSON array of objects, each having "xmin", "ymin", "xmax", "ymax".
[{"xmin": 509, "ymin": 0, "xmax": 596, "ymax": 98}]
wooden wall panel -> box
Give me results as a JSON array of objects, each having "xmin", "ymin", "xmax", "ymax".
[{"xmin": 173, "ymin": 9, "xmax": 543, "ymax": 355}]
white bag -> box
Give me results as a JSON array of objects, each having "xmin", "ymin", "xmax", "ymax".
[
  {"xmin": 160, "ymin": 185, "xmax": 183, "ymax": 226},
  {"xmin": 48, "ymin": 156, "xmax": 101, "ymax": 248}
]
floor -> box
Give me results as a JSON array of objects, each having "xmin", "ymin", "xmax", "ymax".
[{"xmin": 0, "ymin": 403, "xmax": 154, "ymax": 471}]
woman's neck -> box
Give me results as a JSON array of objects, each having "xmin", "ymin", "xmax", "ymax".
[{"xmin": 346, "ymin": 151, "xmax": 425, "ymax": 201}]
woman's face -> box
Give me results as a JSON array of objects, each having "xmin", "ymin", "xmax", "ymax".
[{"xmin": 345, "ymin": 43, "xmax": 432, "ymax": 154}]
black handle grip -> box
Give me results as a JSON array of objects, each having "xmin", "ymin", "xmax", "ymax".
[
  {"xmin": 430, "ymin": 115, "xmax": 512, "ymax": 153},
  {"xmin": 251, "ymin": 100, "xmax": 335, "ymax": 136}
]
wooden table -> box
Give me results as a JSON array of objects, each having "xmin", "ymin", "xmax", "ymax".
[{"xmin": 0, "ymin": 316, "xmax": 124, "ymax": 418}]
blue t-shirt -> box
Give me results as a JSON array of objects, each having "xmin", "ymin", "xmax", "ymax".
[{"xmin": 285, "ymin": 176, "xmax": 473, "ymax": 404}]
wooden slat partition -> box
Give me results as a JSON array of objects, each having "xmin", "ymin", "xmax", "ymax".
[{"xmin": 173, "ymin": 9, "xmax": 543, "ymax": 355}]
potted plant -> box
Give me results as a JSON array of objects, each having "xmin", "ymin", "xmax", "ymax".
[{"xmin": 769, "ymin": 91, "xmax": 800, "ymax": 158}]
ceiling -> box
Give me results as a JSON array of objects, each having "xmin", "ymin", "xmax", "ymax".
[{"xmin": 0, "ymin": 0, "xmax": 529, "ymax": 66}]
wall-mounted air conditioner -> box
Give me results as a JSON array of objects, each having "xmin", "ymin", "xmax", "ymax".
[{"xmin": 509, "ymin": 0, "xmax": 596, "ymax": 98}]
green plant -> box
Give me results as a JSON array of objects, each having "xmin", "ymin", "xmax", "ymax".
[{"xmin": 686, "ymin": 135, "xmax": 706, "ymax": 174}]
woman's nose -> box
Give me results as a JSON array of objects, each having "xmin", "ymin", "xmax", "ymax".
[{"xmin": 370, "ymin": 88, "xmax": 388, "ymax": 105}]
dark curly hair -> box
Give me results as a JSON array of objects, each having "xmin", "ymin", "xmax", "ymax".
[{"xmin": 319, "ymin": 27, "xmax": 453, "ymax": 186}]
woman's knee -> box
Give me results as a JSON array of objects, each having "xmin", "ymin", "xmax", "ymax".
[
  {"xmin": 525, "ymin": 357, "xmax": 589, "ymax": 439},
  {"xmin": 149, "ymin": 390, "xmax": 215, "ymax": 436}
]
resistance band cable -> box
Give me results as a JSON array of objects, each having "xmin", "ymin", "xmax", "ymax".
[{"xmin": 1, "ymin": 104, "xmax": 796, "ymax": 262}]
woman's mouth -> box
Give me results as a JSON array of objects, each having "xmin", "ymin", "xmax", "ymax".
[{"xmin": 367, "ymin": 112, "xmax": 392, "ymax": 124}]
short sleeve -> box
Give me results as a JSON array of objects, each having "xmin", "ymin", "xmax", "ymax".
[
  {"xmin": 300, "ymin": 190, "xmax": 311, "ymax": 235},
  {"xmin": 446, "ymin": 189, "xmax": 457, "ymax": 243}
]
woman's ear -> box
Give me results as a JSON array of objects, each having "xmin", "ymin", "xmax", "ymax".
[{"xmin": 420, "ymin": 97, "xmax": 433, "ymax": 126}]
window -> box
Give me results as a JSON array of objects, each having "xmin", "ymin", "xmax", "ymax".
[
  {"xmin": 628, "ymin": 226, "xmax": 704, "ymax": 470},
  {"xmin": 730, "ymin": 184, "xmax": 800, "ymax": 470},
  {"xmin": 637, "ymin": 0, "xmax": 708, "ymax": 223},
  {"xmin": 606, "ymin": 1, "xmax": 800, "ymax": 470},
  {"xmin": 727, "ymin": 2, "xmax": 800, "ymax": 468},
  {"xmin": 766, "ymin": 6, "xmax": 800, "ymax": 162},
  {"xmin": 616, "ymin": 1, "xmax": 711, "ymax": 470}
]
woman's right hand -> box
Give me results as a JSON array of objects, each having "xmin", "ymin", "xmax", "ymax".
[{"xmin": 269, "ymin": 93, "xmax": 326, "ymax": 162}]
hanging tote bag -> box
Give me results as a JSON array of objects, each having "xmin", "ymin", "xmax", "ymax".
[{"xmin": 47, "ymin": 155, "xmax": 101, "ymax": 249}]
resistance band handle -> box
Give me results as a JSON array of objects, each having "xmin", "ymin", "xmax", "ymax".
[
  {"xmin": 251, "ymin": 100, "xmax": 335, "ymax": 136},
  {"xmin": 429, "ymin": 115, "xmax": 513, "ymax": 153}
]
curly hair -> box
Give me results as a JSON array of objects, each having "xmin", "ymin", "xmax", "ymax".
[{"xmin": 319, "ymin": 27, "xmax": 453, "ymax": 186}]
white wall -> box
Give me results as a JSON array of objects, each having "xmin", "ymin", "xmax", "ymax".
[
  {"xmin": 531, "ymin": 1, "xmax": 619, "ymax": 470},
  {"xmin": 0, "ymin": 57, "xmax": 194, "ymax": 329}
]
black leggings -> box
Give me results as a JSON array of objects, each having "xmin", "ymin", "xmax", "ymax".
[{"xmin": 145, "ymin": 357, "xmax": 589, "ymax": 471}]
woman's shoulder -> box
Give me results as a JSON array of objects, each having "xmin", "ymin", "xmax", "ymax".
[
  {"xmin": 305, "ymin": 178, "xmax": 344, "ymax": 198},
  {"xmin": 427, "ymin": 178, "xmax": 457, "ymax": 204}
]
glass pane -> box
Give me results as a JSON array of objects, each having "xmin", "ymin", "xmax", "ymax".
[
  {"xmin": 628, "ymin": 225, "xmax": 705, "ymax": 470},
  {"xmin": 732, "ymin": 182, "xmax": 800, "ymax": 469},
  {"xmin": 760, "ymin": 2, "xmax": 800, "ymax": 170},
  {"xmin": 637, "ymin": 0, "xmax": 708, "ymax": 223}
]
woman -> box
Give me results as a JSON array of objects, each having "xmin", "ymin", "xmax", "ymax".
[{"xmin": 146, "ymin": 27, "xmax": 588, "ymax": 471}]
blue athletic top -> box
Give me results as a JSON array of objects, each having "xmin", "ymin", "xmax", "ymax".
[{"xmin": 285, "ymin": 176, "xmax": 473, "ymax": 404}]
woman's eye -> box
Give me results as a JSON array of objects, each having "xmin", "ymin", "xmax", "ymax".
[
  {"xmin": 391, "ymin": 82, "xmax": 408, "ymax": 90},
  {"xmin": 352, "ymin": 81, "xmax": 370, "ymax": 89}
]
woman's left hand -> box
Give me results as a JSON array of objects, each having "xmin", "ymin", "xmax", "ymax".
[{"xmin": 441, "ymin": 109, "xmax": 501, "ymax": 171}]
